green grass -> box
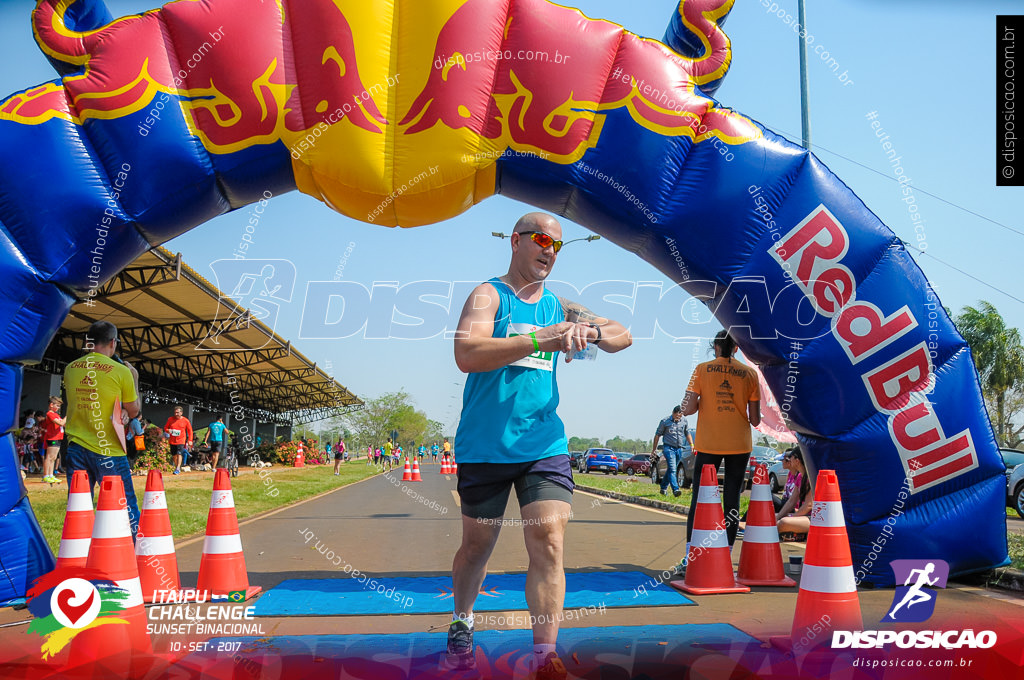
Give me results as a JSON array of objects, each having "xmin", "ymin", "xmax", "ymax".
[
  {"xmin": 1008, "ymin": 532, "xmax": 1024, "ymax": 571},
  {"xmin": 572, "ymin": 470, "xmax": 751, "ymax": 515},
  {"xmin": 27, "ymin": 461, "xmax": 380, "ymax": 554}
]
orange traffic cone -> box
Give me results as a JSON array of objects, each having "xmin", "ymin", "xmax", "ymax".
[
  {"xmin": 451, "ymin": 458, "xmax": 458, "ymax": 474},
  {"xmin": 790, "ymin": 469, "xmax": 861, "ymax": 643},
  {"xmin": 737, "ymin": 464, "xmax": 796, "ymax": 587},
  {"xmin": 55, "ymin": 470, "xmax": 94, "ymax": 569},
  {"xmin": 669, "ymin": 464, "xmax": 750, "ymax": 595},
  {"xmin": 410, "ymin": 457, "xmax": 423, "ymax": 482},
  {"xmin": 136, "ymin": 470, "xmax": 180, "ymax": 602},
  {"xmin": 71, "ymin": 476, "xmax": 151, "ymax": 672},
  {"xmin": 439, "ymin": 455, "xmax": 449, "ymax": 474},
  {"xmin": 401, "ymin": 457, "xmax": 412, "ymax": 481},
  {"xmin": 196, "ymin": 469, "xmax": 262, "ymax": 601},
  {"xmin": 294, "ymin": 442, "xmax": 305, "ymax": 468}
]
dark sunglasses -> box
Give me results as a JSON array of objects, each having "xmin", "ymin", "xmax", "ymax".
[{"xmin": 519, "ymin": 231, "xmax": 562, "ymax": 253}]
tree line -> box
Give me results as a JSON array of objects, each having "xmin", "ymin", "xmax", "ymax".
[
  {"xmin": 956, "ymin": 301, "xmax": 1024, "ymax": 449},
  {"xmin": 568, "ymin": 436, "xmax": 652, "ymax": 454},
  {"xmin": 300, "ymin": 391, "xmax": 444, "ymax": 450},
  {"xmin": 298, "ymin": 300, "xmax": 1023, "ymax": 454}
]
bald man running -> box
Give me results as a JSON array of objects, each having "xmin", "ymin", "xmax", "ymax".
[{"xmin": 445, "ymin": 212, "xmax": 633, "ymax": 678}]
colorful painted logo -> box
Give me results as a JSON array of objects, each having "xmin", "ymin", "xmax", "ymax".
[
  {"xmin": 0, "ymin": 0, "xmax": 759, "ymax": 227},
  {"xmin": 25, "ymin": 568, "xmax": 131, "ymax": 659},
  {"xmin": 882, "ymin": 559, "xmax": 949, "ymax": 623}
]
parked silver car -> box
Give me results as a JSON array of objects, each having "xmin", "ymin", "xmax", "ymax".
[
  {"xmin": 1009, "ymin": 464, "xmax": 1024, "ymax": 519},
  {"xmin": 1002, "ymin": 448, "xmax": 1024, "ymax": 518},
  {"xmin": 766, "ymin": 454, "xmax": 789, "ymax": 493}
]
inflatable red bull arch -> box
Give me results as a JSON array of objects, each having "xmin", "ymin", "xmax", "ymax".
[{"xmin": 0, "ymin": 0, "xmax": 1008, "ymax": 599}]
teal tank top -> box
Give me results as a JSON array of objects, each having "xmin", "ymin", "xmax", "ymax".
[{"xmin": 454, "ymin": 278, "xmax": 569, "ymax": 464}]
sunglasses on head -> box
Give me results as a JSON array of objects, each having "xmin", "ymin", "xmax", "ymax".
[{"xmin": 519, "ymin": 231, "xmax": 562, "ymax": 253}]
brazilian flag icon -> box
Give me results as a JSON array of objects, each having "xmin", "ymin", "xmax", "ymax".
[{"xmin": 228, "ymin": 590, "xmax": 245, "ymax": 603}]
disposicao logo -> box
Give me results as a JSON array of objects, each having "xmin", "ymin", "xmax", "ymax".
[
  {"xmin": 832, "ymin": 558, "xmax": 997, "ymax": 650},
  {"xmin": 26, "ymin": 568, "xmax": 130, "ymax": 659}
]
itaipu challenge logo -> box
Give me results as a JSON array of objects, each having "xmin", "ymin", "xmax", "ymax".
[{"xmin": 25, "ymin": 568, "xmax": 131, "ymax": 658}]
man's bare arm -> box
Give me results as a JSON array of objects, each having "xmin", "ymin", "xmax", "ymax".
[
  {"xmin": 558, "ymin": 297, "xmax": 632, "ymax": 353},
  {"xmin": 454, "ymin": 283, "xmax": 576, "ymax": 373},
  {"xmin": 123, "ymin": 361, "xmax": 141, "ymax": 419},
  {"xmin": 680, "ymin": 391, "xmax": 699, "ymax": 416}
]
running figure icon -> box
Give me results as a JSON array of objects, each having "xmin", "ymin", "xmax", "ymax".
[{"xmin": 887, "ymin": 562, "xmax": 939, "ymax": 620}]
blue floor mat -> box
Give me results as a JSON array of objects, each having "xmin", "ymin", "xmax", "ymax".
[
  {"xmin": 183, "ymin": 624, "xmax": 759, "ymax": 679},
  {"xmin": 253, "ymin": 571, "xmax": 692, "ymax": 616}
]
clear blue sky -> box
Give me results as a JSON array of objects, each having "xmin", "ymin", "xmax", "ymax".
[{"xmin": 2, "ymin": 1, "xmax": 1020, "ymax": 441}]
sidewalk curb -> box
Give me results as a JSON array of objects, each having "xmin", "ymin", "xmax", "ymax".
[
  {"xmin": 576, "ymin": 484, "xmax": 1024, "ymax": 595},
  {"xmin": 574, "ymin": 484, "xmax": 690, "ymax": 517},
  {"xmin": 987, "ymin": 567, "xmax": 1024, "ymax": 592}
]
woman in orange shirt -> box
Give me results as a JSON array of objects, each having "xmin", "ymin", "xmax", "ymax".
[{"xmin": 680, "ymin": 331, "xmax": 761, "ymax": 569}]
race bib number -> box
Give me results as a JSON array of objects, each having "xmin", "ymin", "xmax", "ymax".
[
  {"xmin": 508, "ymin": 323, "xmax": 554, "ymax": 372},
  {"xmin": 168, "ymin": 428, "xmax": 181, "ymax": 437}
]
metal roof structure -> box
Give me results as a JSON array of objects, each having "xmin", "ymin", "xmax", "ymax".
[{"xmin": 45, "ymin": 246, "xmax": 361, "ymax": 425}]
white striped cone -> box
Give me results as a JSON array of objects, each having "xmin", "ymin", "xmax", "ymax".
[
  {"xmin": 196, "ymin": 469, "xmax": 261, "ymax": 601},
  {"xmin": 791, "ymin": 470, "xmax": 861, "ymax": 645},
  {"xmin": 136, "ymin": 470, "xmax": 180, "ymax": 602},
  {"xmin": 670, "ymin": 464, "xmax": 750, "ymax": 595},
  {"xmin": 440, "ymin": 455, "xmax": 450, "ymax": 474},
  {"xmin": 737, "ymin": 464, "xmax": 796, "ymax": 587},
  {"xmin": 55, "ymin": 470, "xmax": 94, "ymax": 569},
  {"xmin": 72, "ymin": 475, "xmax": 151, "ymax": 669}
]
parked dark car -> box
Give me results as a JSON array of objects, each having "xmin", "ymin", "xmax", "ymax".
[
  {"xmin": 621, "ymin": 453, "xmax": 652, "ymax": 475},
  {"xmin": 652, "ymin": 443, "xmax": 778, "ymax": 489},
  {"xmin": 569, "ymin": 451, "xmax": 585, "ymax": 469},
  {"xmin": 582, "ymin": 448, "xmax": 620, "ymax": 474},
  {"xmin": 650, "ymin": 444, "xmax": 698, "ymax": 488}
]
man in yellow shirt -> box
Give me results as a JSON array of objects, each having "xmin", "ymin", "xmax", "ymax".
[{"xmin": 63, "ymin": 321, "xmax": 142, "ymax": 539}]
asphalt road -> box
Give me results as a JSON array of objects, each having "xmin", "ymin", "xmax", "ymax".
[
  {"xmin": 163, "ymin": 463, "xmax": 1024, "ymax": 640},
  {"xmin": 2, "ymin": 462, "xmax": 1020, "ymax": 677}
]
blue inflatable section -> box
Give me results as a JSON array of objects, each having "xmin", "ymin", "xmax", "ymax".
[{"xmin": 0, "ymin": 0, "xmax": 1007, "ymax": 603}]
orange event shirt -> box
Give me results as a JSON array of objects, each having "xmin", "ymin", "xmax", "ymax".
[
  {"xmin": 163, "ymin": 416, "xmax": 193, "ymax": 446},
  {"xmin": 687, "ymin": 357, "xmax": 760, "ymax": 455}
]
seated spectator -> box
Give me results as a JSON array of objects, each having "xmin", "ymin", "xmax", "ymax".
[
  {"xmin": 773, "ymin": 448, "xmax": 803, "ymax": 513},
  {"xmin": 775, "ymin": 446, "xmax": 814, "ymax": 540}
]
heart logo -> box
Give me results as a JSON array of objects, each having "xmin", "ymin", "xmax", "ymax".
[{"xmin": 56, "ymin": 587, "xmax": 95, "ymax": 626}]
